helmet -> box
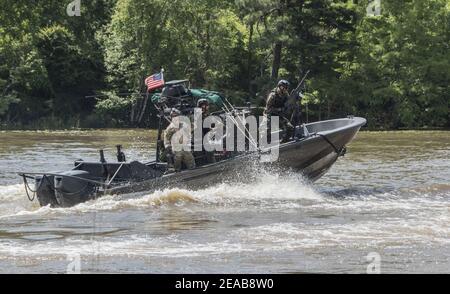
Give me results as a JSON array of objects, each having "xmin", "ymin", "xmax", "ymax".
[
  {"xmin": 277, "ymin": 80, "xmax": 290, "ymax": 88},
  {"xmin": 170, "ymin": 108, "xmax": 181, "ymax": 117},
  {"xmin": 197, "ymin": 98, "xmax": 209, "ymax": 107}
]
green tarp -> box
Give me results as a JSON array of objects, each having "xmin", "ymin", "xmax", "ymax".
[
  {"xmin": 150, "ymin": 92, "xmax": 161, "ymax": 104},
  {"xmin": 189, "ymin": 89, "xmax": 224, "ymax": 107},
  {"xmin": 150, "ymin": 88, "xmax": 224, "ymax": 107}
]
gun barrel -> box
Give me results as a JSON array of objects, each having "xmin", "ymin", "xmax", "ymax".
[{"xmin": 290, "ymin": 70, "xmax": 310, "ymax": 97}]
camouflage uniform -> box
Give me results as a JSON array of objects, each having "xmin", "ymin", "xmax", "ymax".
[
  {"xmin": 164, "ymin": 121, "xmax": 196, "ymax": 171},
  {"xmin": 193, "ymin": 103, "xmax": 216, "ymax": 164},
  {"xmin": 263, "ymin": 88, "xmax": 294, "ymax": 142}
]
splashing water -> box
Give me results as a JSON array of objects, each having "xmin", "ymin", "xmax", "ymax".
[{"xmin": 0, "ymin": 130, "xmax": 449, "ymax": 273}]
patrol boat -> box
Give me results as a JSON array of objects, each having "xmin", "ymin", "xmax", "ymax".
[{"xmin": 19, "ymin": 80, "xmax": 366, "ymax": 208}]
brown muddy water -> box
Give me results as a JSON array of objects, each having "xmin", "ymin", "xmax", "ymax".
[{"xmin": 0, "ymin": 129, "xmax": 448, "ymax": 273}]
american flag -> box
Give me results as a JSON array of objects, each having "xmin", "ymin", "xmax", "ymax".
[{"xmin": 145, "ymin": 72, "xmax": 164, "ymax": 91}]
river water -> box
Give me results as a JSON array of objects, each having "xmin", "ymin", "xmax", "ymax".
[{"xmin": 0, "ymin": 129, "xmax": 448, "ymax": 273}]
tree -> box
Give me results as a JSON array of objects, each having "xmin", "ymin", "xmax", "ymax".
[
  {"xmin": 348, "ymin": 0, "xmax": 449, "ymax": 128},
  {"xmin": 0, "ymin": 0, "xmax": 115, "ymax": 126},
  {"xmin": 0, "ymin": 0, "xmax": 448, "ymax": 129},
  {"xmin": 98, "ymin": 0, "xmax": 250, "ymax": 125}
]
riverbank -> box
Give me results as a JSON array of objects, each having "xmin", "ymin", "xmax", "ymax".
[{"xmin": 1, "ymin": 125, "xmax": 449, "ymax": 132}]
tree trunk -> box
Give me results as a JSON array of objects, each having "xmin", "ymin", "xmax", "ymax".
[
  {"xmin": 130, "ymin": 102, "xmax": 136, "ymax": 125},
  {"xmin": 138, "ymin": 95, "xmax": 149, "ymax": 125},
  {"xmin": 205, "ymin": 13, "xmax": 211, "ymax": 70},
  {"xmin": 247, "ymin": 23, "xmax": 254, "ymax": 97},
  {"xmin": 271, "ymin": 42, "xmax": 282, "ymax": 80},
  {"xmin": 318, "ymin": 104, "xmax": 321, "ymax": 121},
  {"xmin": 327, "ymin": 100, "xmax": 331, "ymax": 119},
  {"xmin": 305, "ymin": 102, "xmax": 309, "ymax": 123}
]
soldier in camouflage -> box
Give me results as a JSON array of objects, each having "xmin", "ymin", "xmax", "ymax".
[
  {"xmin": 263, "ymin": 80, "xmax": 294, "ymax": 142},
  {"xmin": 164, "ymin": 109, "xmax": 196, "ymax": 171}
]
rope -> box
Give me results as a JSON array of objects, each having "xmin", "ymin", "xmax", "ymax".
[
  {"xmin": 220, "ymin": 94, "xmax": 259, "ymax": 149},
  {"xmin": 43, "ymin": 175, "xmax": 62, "ymax": 206},
  {"xmin": 22, "ymin": 175, "xmax": 36, "ymax": 202},
  {"xmin": 22, "ymin": 174, "xmax": 54, "ymax": 202},
  {"xmin": 21, "ymin": 172, "xmax": 103, "ymax": 205},
  {"xmin": 221, "ymin": 103, "xmax": 259, "ymax": 151},
  {"xmin": 18, "ymin": 172, "xmax": 109, "ymax": 186},
  {"xmin": 316, "ymin": 133, "xmax": 346, "ymax": 156}
]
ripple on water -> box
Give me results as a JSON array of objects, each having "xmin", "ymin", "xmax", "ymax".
[{"xmin": 0, "ymin": 130, "xmax": 449, "ymax": 273}]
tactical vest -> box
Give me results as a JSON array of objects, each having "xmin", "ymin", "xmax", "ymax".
[{"xmin": 266, "ymin": 90, "xmax": 288, "ymax": 115}]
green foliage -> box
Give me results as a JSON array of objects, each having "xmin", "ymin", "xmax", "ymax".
[
  {"xmin": 94, "ymin": 91, "xmax": 135, "ymax": 125},
  {"xmin": 0, "ymin": 0, "xmax": 448, "ymax": 129},
  {"xmin": 0, "ymin": 0, "xmax": 113, "ymax": 126},
  {"xmin": 344, "ymin": 0, "xmax": 450, "ymax": 129}
]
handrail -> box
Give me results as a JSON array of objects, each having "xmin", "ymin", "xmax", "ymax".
[
  {"xmin": 17, "ymin": 172, "xmax": 107, "ymax": 187},
  {"xmin": 106, "ymin": 163, "xmax": 124, "ymax": 186}
]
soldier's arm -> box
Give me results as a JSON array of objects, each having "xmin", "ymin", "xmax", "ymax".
[
  {"xmin": 265, "ymin": 93, "xmax": 275, "ymax": 114},
  {"xmin": 163, "ymin": 130, "xmax": 170, "ymax": 148},
  {"xmin": 164, "ymin": 127, "xmax": 175, "ymax": 148}
]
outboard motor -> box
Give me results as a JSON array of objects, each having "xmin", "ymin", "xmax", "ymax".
[
  {"xmin": 54, "ymin": 170, "xmax": 95, "ymax": 207},
  {"xmin": 34, "ymin": 175, "xmax": 58, "ymax": 207}
]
